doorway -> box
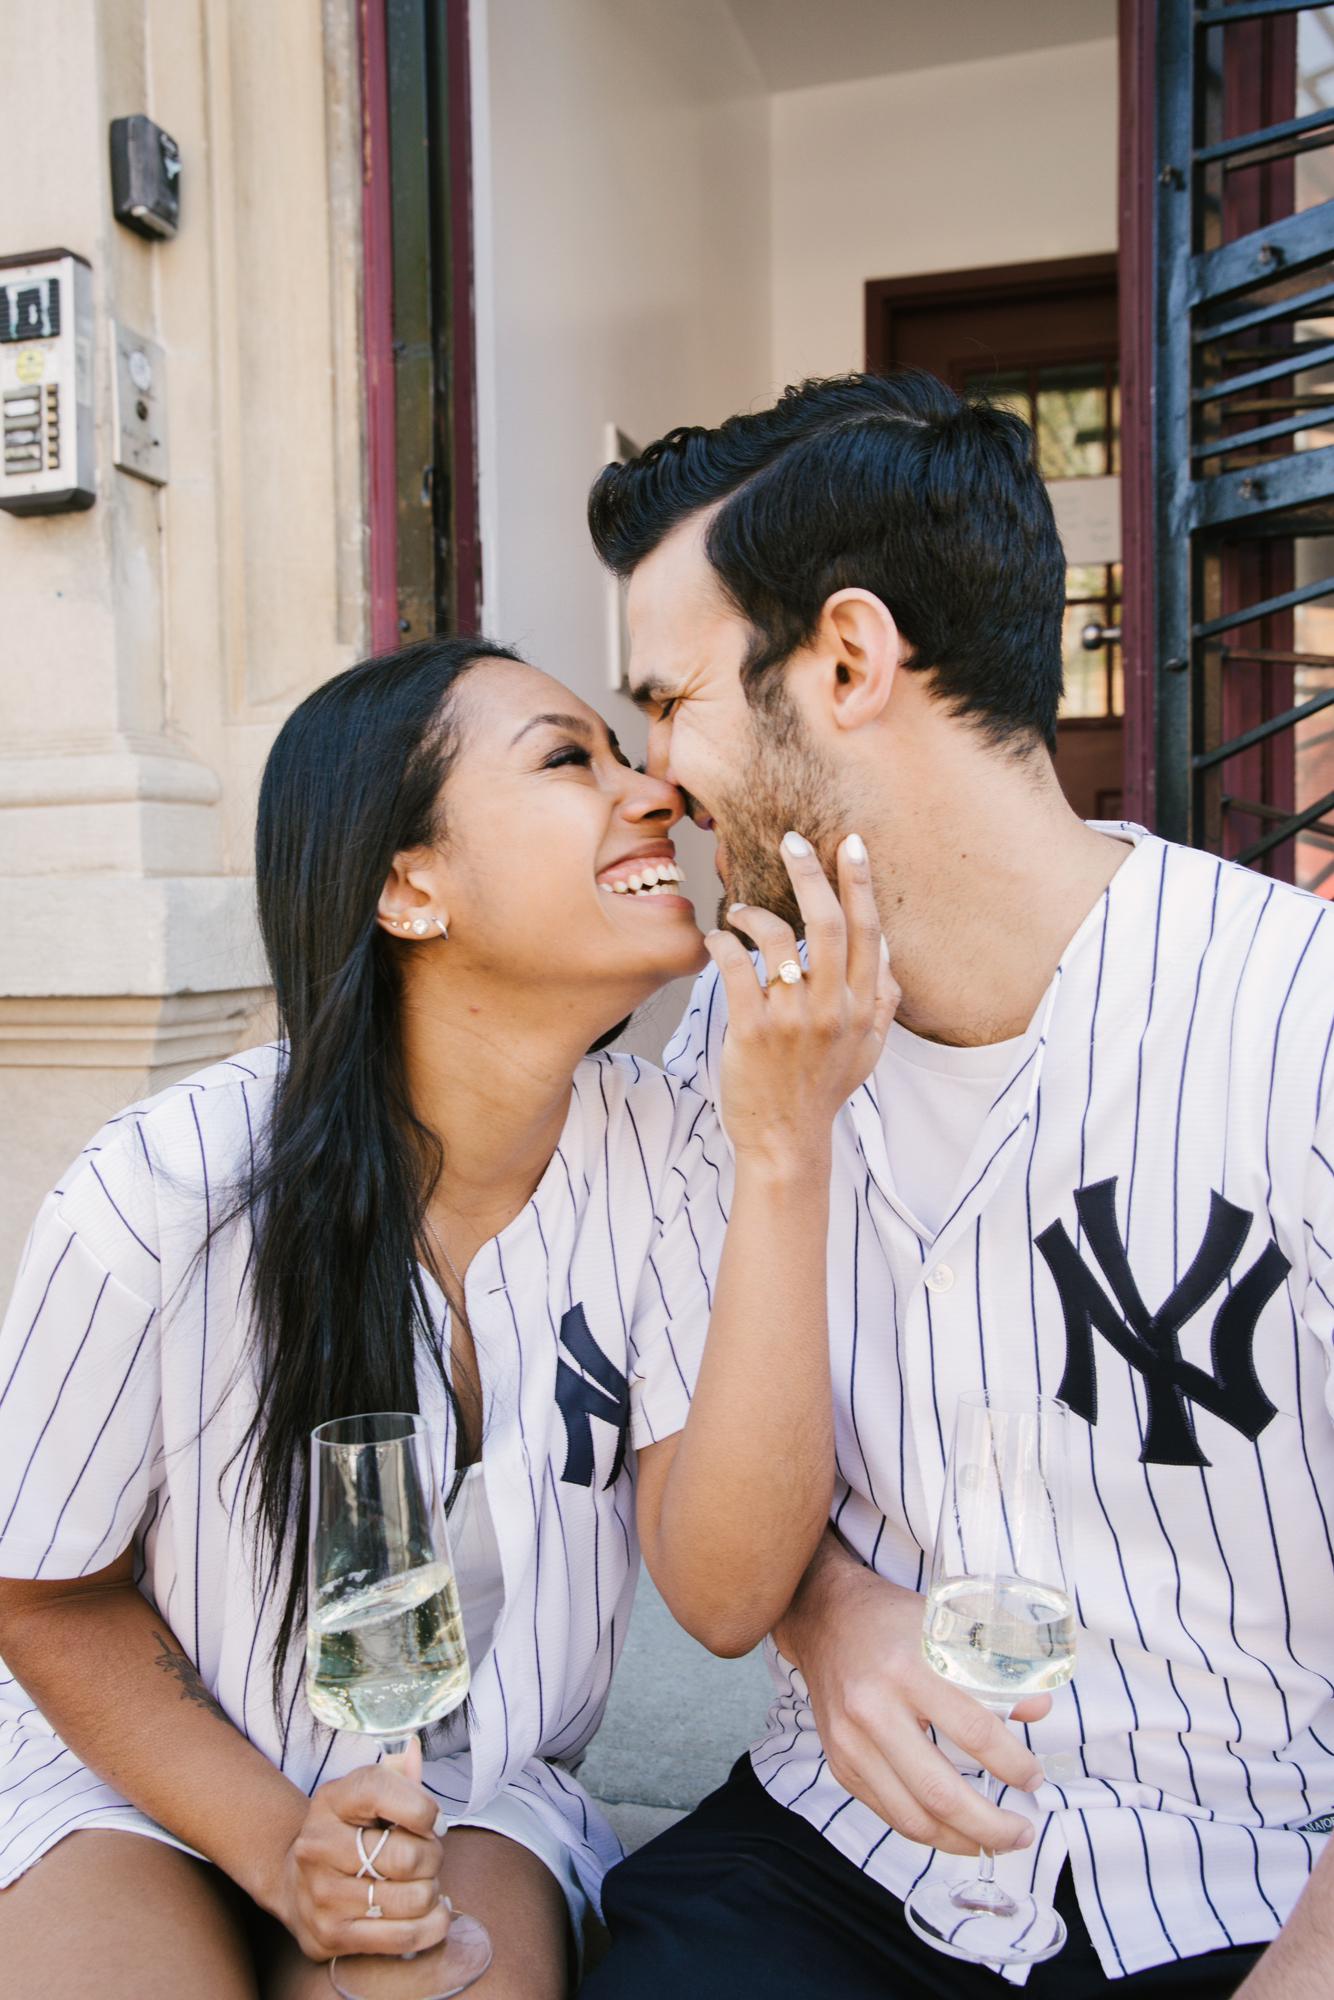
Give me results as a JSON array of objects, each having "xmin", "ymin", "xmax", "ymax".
[{"xmin": 866, "ymin": 255, "xmax": 1122, "ymax": 819}]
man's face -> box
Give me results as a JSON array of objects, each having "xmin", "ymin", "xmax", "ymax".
[{"xmin": 625, "ymin": 512, "xmax": 844, "ymax": 932}]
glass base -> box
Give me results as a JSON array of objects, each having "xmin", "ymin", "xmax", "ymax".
[
  {"xmin": 903, "ymin": 1876, "xmax": 1067, "ymax": 1966},
  {"xmin": 328, "ymin": 1914, "xmax": 494, "ymax": 1999}
]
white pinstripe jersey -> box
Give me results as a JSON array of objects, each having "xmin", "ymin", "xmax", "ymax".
[
  {"xmin": 0, "ymin": 1046, "xmax": 727, "ymax": 1910},
  {"xmin": 665, "ymin": 825, "xmax": 1334, "ymax": 1984}
]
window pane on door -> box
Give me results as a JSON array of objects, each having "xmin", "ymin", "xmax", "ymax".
[
  {"xmin": 1037, "ymin": 363, "xmax": 1109, "ymax": 479},
  {"xmin": 967, "ymin": 360, "xmax": 1123, "ymax": 721},
  {"xmin": 965, "ymin": 368, "xmax": 1031, "ymax": 427},
  {"xmin": 1060, "ymin": 561, "xmax": 1123, "ymax": 720}
]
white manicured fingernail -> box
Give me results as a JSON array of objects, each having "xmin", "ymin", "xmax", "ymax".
[
  {"xmin": 880, "ymin": 934, "xmax": 890, "ymax": 964},
  {"xmin": 728, "ymin": 904, "xmax": 747, "ymax": 917},
  {"xmin": 844, "ymin": 833, "xmax": 867, "ymax": 864},
  {"xmin": 782, "ymin": 831, "xmax": 810, "ymax": 858}
]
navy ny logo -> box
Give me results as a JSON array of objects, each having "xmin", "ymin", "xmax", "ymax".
[
  {"xmin": 555, "ymin": 1303, "xmax": 629, "ymax": 1489},
  {"xmin": 1035, "ymin": 1178, "xmax": 1288, "ymax": 1467}
]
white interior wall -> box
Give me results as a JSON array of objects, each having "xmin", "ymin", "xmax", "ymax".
[
  {"xmin": 470, "ymin": 13, "xmax": 1119, "ymax": 1053},
  {"xmin": 470, "ymin": 0, "xmax": 772, "ymax": 1050},
  {"xmin": 770, "ymin": 37, "xmax": 1119, "ymax": 389}
]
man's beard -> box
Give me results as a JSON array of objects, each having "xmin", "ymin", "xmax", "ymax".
[{"xmin": 712, "ymin": 686, "xmax": 845, "ymax": 937}]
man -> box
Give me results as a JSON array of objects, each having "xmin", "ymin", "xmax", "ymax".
[{"xmin": 577, "ymin": 372, "xmax": 1334, "ymax": 1997}]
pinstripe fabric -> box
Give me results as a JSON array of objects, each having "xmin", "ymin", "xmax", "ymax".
[
  {"xmin": 665, "ymin": 825, "xmax": 1334, "ymax": 1985},
  {"xmin": 0, "ymin": 1049, "xmax": 727, "ymax": 1914}
]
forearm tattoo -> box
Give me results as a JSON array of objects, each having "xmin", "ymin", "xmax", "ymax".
[{"xmin": 151, "ymin": 1630, "xmax": 227, "ymax": 1720}]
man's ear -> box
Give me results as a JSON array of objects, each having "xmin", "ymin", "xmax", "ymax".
[{"xmin": 817, "ymin": 589, "xmax": 903, "ymax": 733}]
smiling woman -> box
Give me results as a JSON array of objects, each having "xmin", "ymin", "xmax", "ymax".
[
  {"xmin": 375, "ymin": 657, "xmax": 707, "ymax": 1017},
  {"xmin": 0, "ymin": 633, "xmax": 895, "ymax": 2000}
]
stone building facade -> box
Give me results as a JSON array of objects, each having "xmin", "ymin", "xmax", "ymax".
[{"xmin": 0, "ymin": 1, "xmax": 367, "ymax": 1286}]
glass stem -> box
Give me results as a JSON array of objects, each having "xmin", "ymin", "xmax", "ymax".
[
  {"xmin": 975, "ymin": 1700, "xmax": 1014, "ymax": 1886},
  {"xmin": 976, "ymin": 1764, "xmax": 1001, "ymax": 1885},
  {"xmin": 372, "ymin": 1735, "xmax": 424, "ymax": 1963}
]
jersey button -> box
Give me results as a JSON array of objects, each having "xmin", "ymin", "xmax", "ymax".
[{"xmin": 925, "ymin": 1263, "xmax": 954, "ymax": 1294}]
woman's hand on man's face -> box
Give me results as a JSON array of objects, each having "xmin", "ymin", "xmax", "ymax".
[{"xmin": 707, "ymin": 831, "xmax": 898, "ymax": 1170}]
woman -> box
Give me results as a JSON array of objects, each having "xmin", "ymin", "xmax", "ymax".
[{"xmin": 0, "ymin": 638, "xmax": 893, "ymax": 1998}]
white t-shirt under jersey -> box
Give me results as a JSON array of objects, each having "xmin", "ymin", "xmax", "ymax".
[
  {"xmin": 0, "ymin": 1045, "xmax": 727, "ymax": 1910},
  {"xmin": 876, "ymin": 1022, "xmax": 1027, "ymax": 1240}
]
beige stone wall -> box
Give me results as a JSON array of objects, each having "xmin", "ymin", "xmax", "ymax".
[{"xmin": 0, "ymin": 0, "xmax": 366, "ymax": 1291}]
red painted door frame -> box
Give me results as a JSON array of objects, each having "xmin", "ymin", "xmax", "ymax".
[
  {"xmin": 445, "ymin": 2, "xmax": 482, "ymax": 637},
  {"xmin": 359, "ymin": 0, "xmax": 481, "ymax": 653},
  {"xmin": 1117, "ymin": 0, "xmax": 1156, "ymax": 828}
]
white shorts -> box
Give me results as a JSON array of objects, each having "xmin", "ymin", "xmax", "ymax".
[{"xmin": 447, "ymin": 1783, "xmax": 589, "ymax": 1968}]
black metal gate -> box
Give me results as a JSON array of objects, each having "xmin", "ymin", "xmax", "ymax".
[{"xmin": 1152, "ymin": 0, "xmax": 1334, "ymax": 889}]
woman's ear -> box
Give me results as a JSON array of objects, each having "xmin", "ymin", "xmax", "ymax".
[
  {"xmin": 375, "ymin": 851, "xmax": 450, "ymax": 941},
  {"xmin": 375, "ymin": 857, "xmax": 414, "ymax": 939},
  {"xmin": 819, "ymin": 589, "xmax": 903, "ymax": 734}
]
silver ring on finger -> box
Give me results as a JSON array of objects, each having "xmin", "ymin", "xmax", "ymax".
[
  {"xmin": 365, "ymin": 1879, "xmax": 385, "ymax": 1920},
  {"xmin": 776, "ymin": 958, "xmax": 804, "ymax": 986},
  {"xmin": 355, "ymin": 1824, "xmax": 392, "ymax": 1881}
]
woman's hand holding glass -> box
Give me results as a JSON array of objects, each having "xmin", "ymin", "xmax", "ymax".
[
  {"xmin": 306, "ymin": 1413, "xmax": 491, "ymax": 2000},
  {"xmin": 275, "ymin": 1744, "xmax": 450, "ymax": 1964}
]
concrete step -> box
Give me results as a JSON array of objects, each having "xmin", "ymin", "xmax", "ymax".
[{"xmin": 582, "ymin": 1568, "xmax": 772, "ymax": 1848}]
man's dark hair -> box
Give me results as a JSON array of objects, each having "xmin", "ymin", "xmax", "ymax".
[{"xmin": 587, "ymin": 370, "xmax": 1067, "ymax": 751}]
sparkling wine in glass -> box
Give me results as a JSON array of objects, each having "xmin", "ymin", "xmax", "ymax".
[
  {"xmin": 903, "ymin": 1391, "xmax": 1075, "ymax": 1967},
  {"xmin": 308, "ymin": 1413, "xmax": 493, "ymax": 2000}
]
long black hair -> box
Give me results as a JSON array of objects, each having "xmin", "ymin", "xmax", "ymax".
[{"xmin": 236, "ymin": 634, "xmax": 521, "ymax": 1701}]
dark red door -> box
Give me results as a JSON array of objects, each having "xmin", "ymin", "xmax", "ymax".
[{"xmin": 866, "ymin": 257, "xmax": 1123, "ymax": 821}]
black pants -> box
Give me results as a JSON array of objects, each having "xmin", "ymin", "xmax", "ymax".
[{"xmin": 580, "ymin": 1759, "xmax": 1265, "ymax": 1998}]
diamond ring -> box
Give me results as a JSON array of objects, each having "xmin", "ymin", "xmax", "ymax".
[{"xmin": 776, "ymin": 959, "xmax": 804, "ymax": 985}]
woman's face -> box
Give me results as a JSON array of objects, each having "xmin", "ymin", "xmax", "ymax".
[{"xmin": 383, "ymin": 660, "xmax": 707, "ymax": 1012}]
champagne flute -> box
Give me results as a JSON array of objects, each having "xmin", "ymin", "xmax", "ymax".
[
  {"xmin": 903, "ymin": 1391, "xmax": 1075, "ymax": 1967},
  {"xmin": 307, "ymin": 1413, "xmax": 493, "ymax": 2000}
]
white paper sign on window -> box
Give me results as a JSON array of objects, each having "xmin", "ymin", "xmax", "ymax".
[{"xmin": 1047, "ymin": 475, "xmax": 1121, "ymax": 566}]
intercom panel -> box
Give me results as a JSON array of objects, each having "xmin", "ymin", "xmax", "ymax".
[{"xmin": 0, "ymin": 250, "xmax": 94, "ymax": 515}]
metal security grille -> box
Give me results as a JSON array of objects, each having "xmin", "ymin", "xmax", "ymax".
[{"xmin": 1153, "ymin": 1, "xmax": 1334, "ymax": 890}]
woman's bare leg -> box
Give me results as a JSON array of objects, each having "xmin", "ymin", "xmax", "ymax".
[
  {"xmin": 0, "ymin": 1829, "xmax": 258, "ymax": 1999},
  {"xmin": 263, "ymin": 1826, "xmax": 571, "ymax": 2000}
]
